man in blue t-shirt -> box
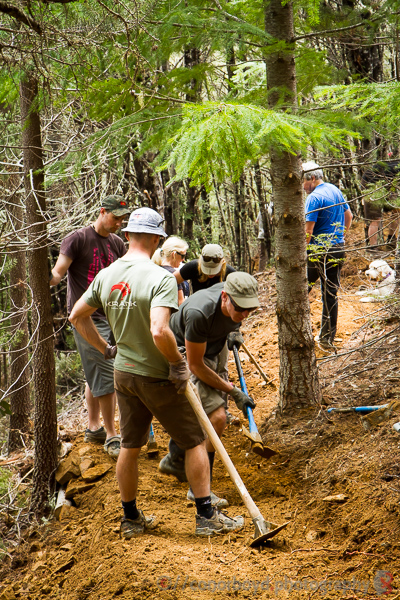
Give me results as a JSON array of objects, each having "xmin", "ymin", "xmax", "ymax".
[{"xmin": 303, "ymin": 161, "xmax": 353, "ymax": 351}]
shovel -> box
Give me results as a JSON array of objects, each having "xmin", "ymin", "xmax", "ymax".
[
  {"xmin": 147, "ymin": 423, "xmax": 159, "ymax": 457},
  {"xmin": 232, "ymin": 344, "xmax": 277, "ymax": 460},
  {"xmin": 185, "ymin": 381, "xmax": 289, "ymax": 546}
]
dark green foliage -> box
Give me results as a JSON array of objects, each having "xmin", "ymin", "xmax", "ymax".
[{"xmin": 159, "ymin": 101, "xmax": 359, "ymax": 189}]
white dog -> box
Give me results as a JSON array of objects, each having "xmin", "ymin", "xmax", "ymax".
[{"xmin": 355, "ymin": 259, "xmax": 396, "ymax": 302}]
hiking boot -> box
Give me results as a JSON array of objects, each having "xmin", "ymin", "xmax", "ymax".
[
  {"xmin": 120, "ymin": 510, "xmax": 156, "ymax": 539},
  {"xmin": 158, "ymin": 453, "xmax": 187, "ymax": 483},
  {"xmin": 84, "ymin": 426, "xmax": 107, "ymax": 444},
  {"xmin": 104, "ymin": 435, "xmax": 121, "ymax": 459},
  {"xmin": 195, "ymin": 508, "xmax": 244, "ymax": 537},
  {"xmin": 187, "ymin": 489, "xmax": 229, "ymax": 509}
]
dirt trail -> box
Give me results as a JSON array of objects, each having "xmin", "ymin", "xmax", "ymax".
[{"xmin": 1, "ymin": 223, "xmax": 400, "ymax": 599}]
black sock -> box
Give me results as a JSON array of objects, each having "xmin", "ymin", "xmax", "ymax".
[
  {"xmin": 195, "ymin": 496, "xmax": 214, "ymax": 519},
  {"xmin": 208, "ymin": 452, "xmax": 215, "ymax": 483},
  {"xmin": 122, "ymin": 499, "xmax": 139, "ymax": 520}
]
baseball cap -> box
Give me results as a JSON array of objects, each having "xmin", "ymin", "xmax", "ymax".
[
  {"xmin": 122, "ymin": 207, "xmax": 167, "ymax": 237},
  {"xmin": 224, "ymin": 272, "xmax": 260, "ymax": 309},
  {"xmin": 200, "ymin": 244, "xmax": 224, "ymax": 275},
  {"xmin": 101, "ymin": 195, "xmax": 130, "ymax": 217}
]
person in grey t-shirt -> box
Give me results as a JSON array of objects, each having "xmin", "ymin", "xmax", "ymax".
[{"xmin": 159, "ymin": 273, "xmax": 259, "ymax": 508}]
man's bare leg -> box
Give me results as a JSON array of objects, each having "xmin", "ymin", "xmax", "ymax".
[
  {"xmin": 116, "ymin": 447, "xmax": 140, "ymax": 501},
  {"xmin": 86, "ymin": 384, "xmax": 117, "ymax": 437},
  {"xmin": 368, "ymin": 219, "xmax": 382, "ymax": 246},
  {"xmin": 206, "ymin": 406, "xmax": 226, "ymax": 453},
  {"xmin": 185, "ymin": 442, "xmax": 210, "ymax": 498}
]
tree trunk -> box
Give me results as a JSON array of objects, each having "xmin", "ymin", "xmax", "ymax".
[
  {"xmin": 183, "ymin": 184, "xmax": 200, "ymax": 242},
  {"xmin": 8, "ymin": 192, "xmax": 31, "ymax": 453},
  {"xmin": 264, "ymin": 0, "xmax": 321, "ymax": 410},
  {"xmin": 254, "ymin": 161, "xmax": 272, "ymax": 267},
  {"xmin": 183, "ymin": 47, "xmax": 202, "ymax": 242},
  {"xmin": 20, "ymin": 74, "xmax": 58, "ymax": 516}
]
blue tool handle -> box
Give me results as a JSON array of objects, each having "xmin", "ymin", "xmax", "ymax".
[
  {"xmin": 246, "ymin": 405, "xmax": 258, "ymax": 434},
  {"xmin": 232, "ymin": 344, "xmax": 258, "ymax": 435},
  {"xmin": 149, "ymin": 423, "xmax": 155, "ymax": 440},
  {"xmin": 327, "ymin": 405, "xmax": 387, "ymax": 414},
  {"xmin": 239, "ymin": 373, "xmax": 248, "ymax": 395}
]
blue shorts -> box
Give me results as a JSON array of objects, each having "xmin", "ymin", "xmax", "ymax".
[{"xmin": 72, "ymin": 320, "xmax": 115, "ymax": 397}]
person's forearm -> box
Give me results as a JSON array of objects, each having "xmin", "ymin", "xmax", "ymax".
[
  {"xmin": 152, "ymin": 326, "xmax": 183, "ymax": 363},
  {"xmin": 189, "ymin": 360, "xmax": 233, "ymax": 394},
  {"xmin": 344, "ymin": 211, "xmax": 353, "ymax": 233},
  {"xmin": 70, "ymin": 315, "xmax": 107, "ymax": 355},
  {"xmin": 178, "ymin": 290, "xmax": 185, "ymax": 306},
  {"xmin": 305, "ymin": 221, "xmax": 315, "ymax": 244},
  {"xmin": 50, "ymin": 269, "xmax": 62, "ymax": 286}
]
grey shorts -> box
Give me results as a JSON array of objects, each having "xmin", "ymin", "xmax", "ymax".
[
  {"xmin": 72, "ymin": 320, "xmax": 115, "ymax": 398},
  {"xmin": 191, "ymin": 344, "xmax": 229, "ymax": 415},
  {"xmin": 114, "ymin": 369, "xmax": 206, "ymax": 449}
]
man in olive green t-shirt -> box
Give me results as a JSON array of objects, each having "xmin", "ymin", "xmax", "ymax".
[{"xmin": 69, "ymin": 207, "xmax": 244, "ymax": 539}]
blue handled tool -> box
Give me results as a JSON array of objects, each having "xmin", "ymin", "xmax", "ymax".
[
  {"xmin": 147, "ymin": 423, "xmax": 159, "ymax": 457},
  {"xmin": 327, "ymin": 405, "xmax": 388, "ymax": 414},
  {"xmin": 232, "ymin": 344, "xmax": 277, "ymax": 459}
]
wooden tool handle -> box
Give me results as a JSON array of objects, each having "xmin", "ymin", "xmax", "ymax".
[
  {"xmin": 185, "ymin": 380, "xmax": 262, "ymax": 521},
  {"xmin": 241, "ymin": 343, "xmax": 272, "ymax": 385}
]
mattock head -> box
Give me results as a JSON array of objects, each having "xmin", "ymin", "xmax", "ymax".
[{"xmin": 250, "ymin": 516, "xmax": 290, "ymax": 547}]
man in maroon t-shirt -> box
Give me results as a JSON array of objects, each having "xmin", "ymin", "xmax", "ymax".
[{"xmin": 50, "ymin": 196, "xmax": 129, "ymax": 457}]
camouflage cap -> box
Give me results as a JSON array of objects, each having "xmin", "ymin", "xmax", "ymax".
[{"xmin": 101, "ymin": 195, "xmax": 130, "ymax": 217}]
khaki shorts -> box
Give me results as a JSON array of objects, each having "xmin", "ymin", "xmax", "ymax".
[
  {"xmin": 364, "ymin": 201, "xmax": 400, "ymax": 222},
  {"xmin": 114, "ymin": 369, "xmax": 206, "ymax": 450},
  {"xmin": 191, "ymin": 344, "xmax": 229, "ymax": 415},
  {"xmin": 72, "ymin": 320, "xmax": 115, "ymax": 398}
]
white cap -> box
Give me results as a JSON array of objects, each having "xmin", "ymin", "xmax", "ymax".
[{"xmin": 302, "ymin": 160, "xmax": 321, "ymax": 172}]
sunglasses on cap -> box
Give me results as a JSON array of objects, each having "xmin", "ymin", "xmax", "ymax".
[
  {"xmin": 228, "ymin": 295, "xmax": 256, "ymax": 313},
  {"xmin": 202, "ymin": 255, "xmax": 222, "ymax": 264}
]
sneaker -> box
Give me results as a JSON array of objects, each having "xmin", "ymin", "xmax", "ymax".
[
  {"xmin": 84, "ymin": 426, "xmax": 107, "ymax": 444},
  {"xmin": 195, "ymin": 508, "xmax": 244, "ymax": 537},
  {"xmin": 315, "ymin": 335, "xmax": 336, "ymax": 352},
  {"xmin": 104, "ymin": 435, "xmax": 121, "ymax": 458},
  {"xmin": 158, "ymin": 453, "xmax": 187, "ymax": 483},
  {"xmin": 187, "ymin": 489, "xmax": 229, "ymax": 509},
  {"xmin": 120, "ymin": 510, "xmax": 156, "ymax": 539}
]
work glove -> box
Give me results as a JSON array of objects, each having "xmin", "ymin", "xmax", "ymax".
[
  {"xmin": 230, "ymin": 386, "xmax": 256, "ymax": 416},
  {"xmin": 169, "ymin": 357, "xmax": 191, "ymax": 394},
  {"xmin": 227, "ymin": 331, "xmax": 244, "ymax": 351},
  {"xmin": 104, "ymin": 344, "xmax": 117, "ymax": 360}
]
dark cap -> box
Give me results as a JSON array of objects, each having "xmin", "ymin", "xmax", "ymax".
[
  {"xmin": 122, "ymin": 207, "xmax": 167, "ymax": 237},
  {"xmin": 101, "ymin": 195, "xmax": 130, "ymax": 217},
  {"xmin": 224, "ymin": 272, "xmax": 260, "ymax": 309}
]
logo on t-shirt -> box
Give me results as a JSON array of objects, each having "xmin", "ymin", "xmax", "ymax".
[
  {"xmin": 107, "ymin": 281, "xmax": 137, "ymax": 309},
  {"xmin": 110, "ymin": 282, "xmax": 131, "ymax": 298},
  {"xmin": 88, "ymin": 245, "xmax": 117, "ymax": 286}
]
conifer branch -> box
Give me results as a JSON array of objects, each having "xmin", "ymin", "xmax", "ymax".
[
  {"xmin": 211, "ymin": 0, "xmax": 245, "ymax": 24},
  {"xmin": 0, "ymin": 1, "xmax": 42, "ymax": 34},
  {"xmin": 294, "ymin": 11, "xmax": 400, "ymax": 42}
]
